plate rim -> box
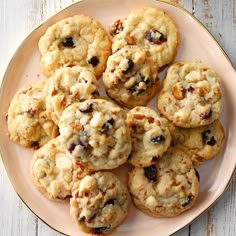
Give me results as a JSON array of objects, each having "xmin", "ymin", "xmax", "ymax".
[{"xmin": 0, "ymin": 0, "xmax": 236, "ymax": 235}]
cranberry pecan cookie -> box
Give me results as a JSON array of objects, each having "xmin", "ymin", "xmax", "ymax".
[
  {"xmin": 128, "ymin": 147, "xmax": 199, "ymax": 217},
  {"xmin": 31, "ymin": 138, "xmax": 92, "ymax": 200},
  {"xmin": 110, "ymin": 7, "xmax": 179, "ymax": 68},
  {"xmin": 38, "ymin": 15, "xmax": 112, "ymax": 78},
  {"xmin": 126, "ymin": 106, "xmax": 171, "ymax": 167},
  {"xmin": 45, "ymin": 66, "xmax": 99, "ymax": 125},
  {"xmin": 157, "ymin": 62, "xmax": 223, "ymax": 128},
  {"xmin": 59, "ymin": 99, "xmax": 132, "ymax": 170},
  {"xmin": 7, "ymin": 82, "xmax": 58, "ymax": 149},
  {"xmin": 103, "ymin": 46, "xmax": 159, "ymax": 109},
  {"xmin": 169, "ymin": 120, "xmax": 225, "ymax": 166},
  {"xmin": 70, "ymin": 171, "xmax": 130, "ymax": 235}
]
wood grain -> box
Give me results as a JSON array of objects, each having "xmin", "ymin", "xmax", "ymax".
[{"xmin": 0, "ymin": 0, "xmax": 235, "ymax": 236}]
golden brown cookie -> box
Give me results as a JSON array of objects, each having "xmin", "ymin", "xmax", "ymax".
[{"xmin": 39, "ymin": 15, "xmax": 112, "ymax": 78}]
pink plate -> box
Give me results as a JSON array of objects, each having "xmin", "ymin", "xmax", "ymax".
[{"xmin": 0, "ymin": 0, "xmax": 236, "ymax": 235}]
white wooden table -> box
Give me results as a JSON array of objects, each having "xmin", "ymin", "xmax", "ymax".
[{"xmin": 0, "ymin": 0, "xmax": 235, "ymax": 235}]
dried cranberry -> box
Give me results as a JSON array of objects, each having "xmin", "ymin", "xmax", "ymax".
[
  {"xmin": 111, "ymin": 20, "xmax": 123, "ymax": 35},
  {"xmin": 122, "ymin": 59, "xmax": 134, "ymax": 74},
  {"xmin": 150, "ymin": 135, "xmax": 165, "ymax": 144},
  {"xmin": 145, "ymin": 29, "xmax": 167, "ymax": 45},
  {"xmin": 68, "ymin": 143, "xmax": 76, "ymax": 153},
  {"xmin": 79, "ymin": 217, "xmax": 85, "ymax": 222},
  {"xmin": 187, "ymin": 86, "xmax": 195, "ymax": 93},
  {"xmin": 88, "ymin": 56, "xmax": 99, "ymax": 67},
  {"xmin": 31, "ymin": 141, "xmax": 40, "ymax": 150},
  {"xmin": 151, "ymin": 157, "xmax": 158, "ymax": 163},
  {"xmin": 147, "ymin": 117, "xmax": 155, "ymax": 123},
  {"xmin": 93, "ymin": 226, "xmax": 110, "ymax": 234},
  {"xmin": 181, "ymin": 195, "xmax": 193, "ymax": 208},
  {"xmin": 101, "ymin": 118, "xmax": 114, "ymax": 132},
  {"xmin": 202, "ymin": 129, "xmax": 210, "ymax": 140},
  {"xmin": 79, "ymin": 141, "xmax": 90, "ymax": 152},
  {"xmin": 104, "ymin": 199, "xmax": 116, "ymax": 206},
  {"xmin": 79, "ymin": 103, "xmax": 93, "ymax": 113},
  {"xmin": 207, "ymin": 137, "xmax": 216, "ymax": 145},
  {"xmin": 202, "ymin": 129, "xmax": 216, "ymax": 146},
  {"xmin": 26, "ymin": 108, "xmax": 36, "ymax": 117},
  {"xmin": 62, "ymin": 37, "xmax": 74, "ymax": 48},
  {"xmin": 88, "ymin": 214, "xmax": 96, "ymax": 223},
  {"xmin": 200, "ymin": 110, "xmax": 212, "ymax": 120},
  {"xmin": 128, "ymin": 77, "xmax": 150, "ymax": 94},
  {"xmin": 144, "ymin": 165, "xmax": 157, "ymax": 181},
  {"xmin": 128, "ymin": 83, "xmax": 140, "ymax": 93}
]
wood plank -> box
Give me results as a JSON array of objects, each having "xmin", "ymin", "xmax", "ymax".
[
  {"xmin": 189, "ymin": 1, "xmax": 236, "ymax": 236},
  {"xmin": 0, "ymin": 162, "xmax": 37, "ymax": 236},
  {"xmin": 194, "ymin": 0, "xmax": 236, "ymax": 66}
]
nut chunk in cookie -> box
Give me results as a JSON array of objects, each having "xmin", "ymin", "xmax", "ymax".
[
  {"xmin": 110, "ymin": 7, "xmax": 179, "ymax": 68},
  {"xmin": 31, "ymin": 138, "xmax": 92, "ymax": 200},
  {"xmin": 126, "ymin": 106, "xmax": 171, "ymax": 167},
  {"xmin": 45, "ymin": 66, "xmax": 99, "ymax": 125},
  {"xmin": 103, "ymin": 46, "xmax": 159, "ymax": 109},
  {"xmin": 128, "ymin": 147, "xmax": 199, "ymax": 217},
  {"xmin": 157, "ymin": 62, "xmax": 223, "ymax": 128},
  {"xmin": 38, "ymin": 15, "xmax": 112, "ymax": 78},
  {"xmin": 7, "ymin": 82, "xmax": 58, "ymax": 149},
  {"xmin": 70, "ymin": 171, "xmax": 130, "ymax": 235},
  {"xmin": 59, "ymin": 99, "xmax": 132, "ymax": 170}
]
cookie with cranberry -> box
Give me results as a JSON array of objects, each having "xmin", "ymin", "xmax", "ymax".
[
  {"xmin": 126, "ymin": 106, "xmax": 171, "ymax": 167},
  {"xmin": 58, "ymin": 99, "xmax": 132, "ymax": 170},
  {"xmin": 169, "ymin": 120, "xmax": 225, "ymax": 166},
  {"xmin": 157, "ymin": 62, "xmax": 223, "ymax": 128},
  {"xmin": 70, "ymin": 171, "xmax": 130, "ymax": 235},
  {"xmin": 31, "ymin": 138, "xmax": 92, "ymax": 200},
  {"xmin": 38, "ymin": 15, "xmax": 112, "ymax": 78},
  {"xmin": 7, "ymin": 82, "xmax": 58, "ymax": 149},
  {"xmin": 45, "ymin": 66, "xmax": 99, "ymax": 125},
  {"xmin": 128, "ymin": 147, "xmax": 199, "ymax": 217},
  {"xmin": 103, "ymin": 46, "xmax": 159, "ymax": 109},
  {"xmin": 110, "ymin": 7, "xmax": 179, "ymax": 68}
]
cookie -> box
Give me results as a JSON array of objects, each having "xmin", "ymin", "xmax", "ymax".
[
  {"xmin": 7, "ymin": 82, "xmax": 58, "ymax": 149},
  {"xmin": 126, "ymin": 106, "xmax": 171, "ymax": 167},
  {"xmin": 128, "ymin": 147, "xmax": 199, "ymax": 217},
  {"xmin": 169, "ymin": 120, "xmax": 225, "ymax": 166},
  {"xmin": 58, "ymin": 99, "xmax": 132, "ymax": 170},
  {"xmin": 157, "ymin": 62, "xmax": 223, "ymax": 128},
  {"xmin": 31, "ymin": 138, "xmax": 92, "ymax": 200},
  {"xmin": 103, "ymin": 46, "xmax": 159, "ymax": 109},
  {"xmin": 110, "ymin": 7, "xmax": 179, "ymax": 68},
  {"xmin": 38, "ymin": 15, "xmax": 112, "ymax": 78},
  {"xmin": 45, "ymin": 66, "xmax": 99, "ymax": 125},
  {"xmin": 70, "ymin": 171, "xmax": 130, "ymax": 235}
]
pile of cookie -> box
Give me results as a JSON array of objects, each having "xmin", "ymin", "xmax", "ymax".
[{"xmin": 7, "ymin": 6, "xmax": 224, "ymax": 235}]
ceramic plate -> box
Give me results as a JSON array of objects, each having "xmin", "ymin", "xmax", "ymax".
[{"xmin": 0, "ymin": 0, "xmax": 236, "ymax": 235}]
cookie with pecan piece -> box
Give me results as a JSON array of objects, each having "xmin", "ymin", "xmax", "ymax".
[
  {"xmin": 7, "ymin": 82, "xmax": 58, "ymax": 149},
  {"xmin": 126, "ymin": 106, "xmax": 171, "ymax": 167},
  {"xmin": 157, "ymin": 62, "xmax": 223, "ymax": 127},
  {"xmin": 45, "ymin": 66, "xmax": 99, "ymax": 125},
  {"xmin": 110, "ymin": 7, "xmax": 179, "ymax": 68},
  {"xmin": 31, "ymin": 138, "xmax": 92, "ymax": 200},
  {"xmin": 59, "ymin": 99, "xmax": 132, "ymax": 170},
  {"xmin": 38, "ymin": 15, "xmax": 112, "ymax": 78},
  {"xmin": 168, "ymin": 119, "xmax": 225, "ymax": 166},
  {"xmin": 70, "ymin": 171, "xmax": 130, "ymax": 235},
  {"xmin": 103, "ymin": 46, "xmax": 159, "ymax": 109},
  {"xmin": 128, "ymin": 147, "xmax": 199, "ymax": 217}
]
